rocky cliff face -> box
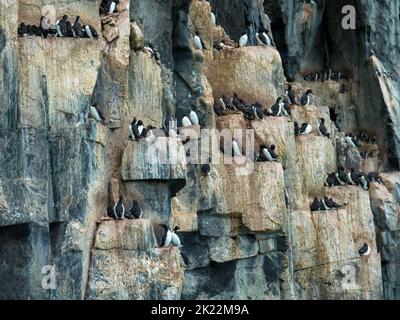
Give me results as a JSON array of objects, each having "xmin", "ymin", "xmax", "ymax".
[{"xmin": 0, "ymin": 0, "xmax": 399, "ymax": 300}]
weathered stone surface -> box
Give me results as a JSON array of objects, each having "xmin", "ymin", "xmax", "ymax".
[
  {"xmin": 121, "ymin": 138, "xmax": 187, "ymax": 182},
  {"xmin": 94, "ymin": 220, "xmax": 156, "ymax": 251},
  {"xmin": 127, "ymin": 51, "xmax": 163, "ymax": 127},
  {"xmin": 208, "ymin": 235, "xmax": 259, "ymax": 263},
  {"xmin": 17, "ymin": 38, "xmax": 100, "ymax": 129},
  {"xmin": 217, "ymin": 162, "xmax": 286, "ymax": 232},
  {"xmin": 294, "ymin": 253, "xmax": 383, "ymax": 300},
  {"xmin": 182, "ymin": 255, "xmax": 281, "ymax": 300},
  {"xmin": 205, "ymin": 46, "xmax": 285, "ymax": 108},
  {"xmin": 87, "ymin": 247, "xmax": 183, "ymax": 300},
  {"xmin": 129, "ymin": 22, "xmax": 144, "ymax": 50}
]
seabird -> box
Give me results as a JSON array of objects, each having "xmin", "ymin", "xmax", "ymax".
[
  {"xmin": 89, "ymin": 104, "xmax": 105, "ymax": 122},
  {"xmin": 72, "ymin": 16, "xmax": 84, "ymax": 38},
  {"xmin": 84, "ymin": 25, "xmax": 98, "ymax": 39},
  {"xmin": 294, "ymin": 122, "xmax": 301, "ymax": 136},
  {"xmin": 299, "ymin": 123, "xmax": 312, "ymax": 135},
  {"xmin": 129, "ymin": 118, "xmax": 144, "ymax": 140},
  {"xmin": 300, "ymin": 89, "xmax": 313, "ymax": 106},
  {"xmin": 252, "ymin": 104, "xmax": 264, "ymax": 120},
  {"xmin": 105, "ymin": 206, "xmax": 114, "ymax": 218},
  {"xmin": 345, "ymin": 133, "xmax": 359, "ymax": 148},
  {"xmin": 201, "ymin": 163, "xmax": 211, "ymax": 176},
  {"xmin": 256, "ymin": 30, "xmax": 271, "ymax": 46},
  {"xmin": 325, "ymin": 173, "xmax": 337, "ymax": 187},
  {"xmin": 286, "ymin": 85, "xmax": 296, "ymax": 105},
  {"xmin": 358, "ymin": 243, "xmax": 370, "ymax": 256},
  {"xmin": 239, "ymin": 33, "xmax": 248, "ymax": 47},
  {"xmin": 359, "ymin": 174, "xmax": 369, "ymax": 190},
  {"xmin": 127, "ymin": 200, "xmax": 142, "ymax": 219},
  {"xmin": 189, "ymin": 110, "xmax": 199, "ymax": 125},
  {"xmin": 194, "ymin": 32, "xmax": 204, "ymax": 50},
  {"xmin": 171, "ymin": 227, "xmax": 183, "ymax": 248},
  {"xmin": 318, "ymin": 118, "xmax": 330, "ymax": 138},
  {"xmin": 232, "ymin": 93, "xmax": 243, "ymax": 110},
  {"xmin": 163, "ymin": 114, "xmax": 177, "ymax": 137},
  {"xmin": 213, "ymin": 104, "xmax": 225, "ymax": 116},
  {"xmin": 348, "ymin": 168, "xmax": 358, "ymax": 185},
  {"xmin": 18, "ymin": 23, "xmax": 28, "ymax": 37},
  {"xmin": 219, "ymin": 95, "xmax": 231, "ymax": 110},
  {"xmin": 66, "ymin": 20, "xmax": 74, "ymax": 37},
  {"xmin": 261, "ymin": 145, "xmax": 278, "ymax": 161},
  {"xmin": 182, "ymin": 116, "xmax": 192, "ymax": 127},
  {"xmin": 211, "ymin": 12, "xmax": 216, "ymax": 26},
  {"xmin": 270, "ymin": 97, "xmax": 284, "ymax": 116},
  {"xmin": 56, "ymin": 15, "xmax": 68, "ymax": 37},
  {"xmin": 336, "ymin": 166, "xmax": 348, "ymax": 185},
  {"xmin": 321, "ymin": 197, "xmax": 332, "ymax": 211},
  {"xmin": 113, "ymin": 195, "xmax": 125, "ymax": 220},
  {"xmin": 367, "ymin": 172, "xmax": 383, "ymax": 184},
  {"xmin": 108, "ymin": 0, "xmax": 119, "ymax": 14},
  {"xmin": 159, "ymin": 224, "xmax": 172, "ymax": 247},
  {"xmin": 311, "ymin": 197, "xmax": 322, "ymax": 211},
  {"xmin": 324, "ymin": 196, "xmax": 341, "ymax": 208}
]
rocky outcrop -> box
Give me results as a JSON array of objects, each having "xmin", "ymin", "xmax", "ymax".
[{"xmin": 0, "ymin": 0, "xmax": 399, "ymax": 301}]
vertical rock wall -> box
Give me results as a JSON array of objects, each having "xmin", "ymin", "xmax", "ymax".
[{"xmin": 0, "ymin": 0, "xmax": 399, "ymax": 300}]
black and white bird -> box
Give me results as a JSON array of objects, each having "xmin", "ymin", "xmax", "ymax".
[
  {"xmin": 261, "ymin": 145, "xmax": 278, "ymax": 162},
  {"xmin": 113, "ymin": 195, "xmax": 125, "ymax": 220},
  {"xmin": 300, "ymin": 89, "xmax": 313, "ymax": 106},
  {"xmin": 127, "ymin": 200, "xmax": 142, "ymax": 219},
  {"xmin": 294, "ymin": 122, "xmax": 301, "ymax": 136},
  {"xmin": 194, "ymin": 32, "xmax": 205, "ymax": 50},
  {"xmin": 56, "ymin": 15, "xmax": 69, "ymax": 37},
  {"xmin": 325, "ymin": 173, "xmax": 337, "ymax": 187},
  {"xmin": 66, "ymin": 20, "xmax": 74, "ymax": 37},
  {"xmin": 219, "ymin": 95, "xmax": 232, "ymax": 111},
  {"xmin": 348, "ymin": 168, "xmax": 359, "ymax": 185},
  {"xmin": 171, "ymin": 226, "xmax": 183, "ymax": 248},
  {"xmin": 72, "ymin": 16, "xmax": 84, "ymax": 38},
  {"xmin": 367, "ymin": 172, "xmax": 383, "ymax": 184},
  {"xmin": 189, "ymin": 110, "xmax": 199, "ymax": 126},
  {"xmin": 107, "ymin": 0, "xmax": 119, "ymax": 14},
  {"xmin": 158, "ymin": 224, "xmax": 172, "ymax": 247},
  {"xmin": 318, "ymin": 118, "xmax": 330, "ymax": 138},
  {"xmin": 201, "ymin": 161, "xmax": 211, "ymax": 176},
  {"xmin": 299, "ymin": 123, "xmax": 312, "ymax": 135},
  {"xmin": 252, "ymin": 104, "xmax": 264, "ymax": 120},
  {"xmin": 321, "ymin": 197, "xmax": 332, "ymax": 211},
  {"xmin": 18, "ymin": 23, "xmax": 28, "ymax": 37},
  {"xmin": 336, "ymin": 166, "xmax": 348, "ymax": 185},
  {"xmin": 256, "ymin": 29, "xmax": 271, "ymax": 46},
  {"xmin": 359, "ymin": 174, "xmax": 369, "ymax": 190},
  {"xmin": 163, "ymin": 115, "xmax": 178, "ymax": 137},
  {"xmin": 345, "ymin": 133, "xmax": 358, "ymax": 148},
  {"xmin": 324, "ymin": 196, "xmax": 341, "ymax": 209},
  {"xmin": 286, "ymin": 85, "xmax": 296, "ymax": 105},
  {"xmin": 270, "ymin": 97, "xmax": 284, "ymax": 116},
  {"xmin": 211, "ymin": 12, "xmax": 216, "ymax": 26},
  {"xmin": 105, "ymin": 206, "xmax": 114, "ymax": 218},
  {"xmin": 232, "ymin": 93, "xmax": 244, "ymax": 110},
  {"xmin": 89, "ymin": 104, "xmax": 105, "ymax": 122},
  {"xmin": 311, "ymin": 197, "xmax": 322, "ymax": 211},
  {"xmin": 181, "ymin": 116, "xmax": 192, "ymax": 127},
  {"xmin": 129, "ymin": 118, "xmax": 144, "ymax": 140},
  {"xmin": 213, "ymin": 104, "xmax": 225, "ymax": 117},
  {"xmin": 239, "ymin": 33, "xmax": 248, "ymax": 47},
  {"xmin": 358, "ymin": 243, "xmax": 370, "ymax": 256},
  {"xmin": 84, "ymin": 25, "xmax": 98, "ymax": 39}
]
